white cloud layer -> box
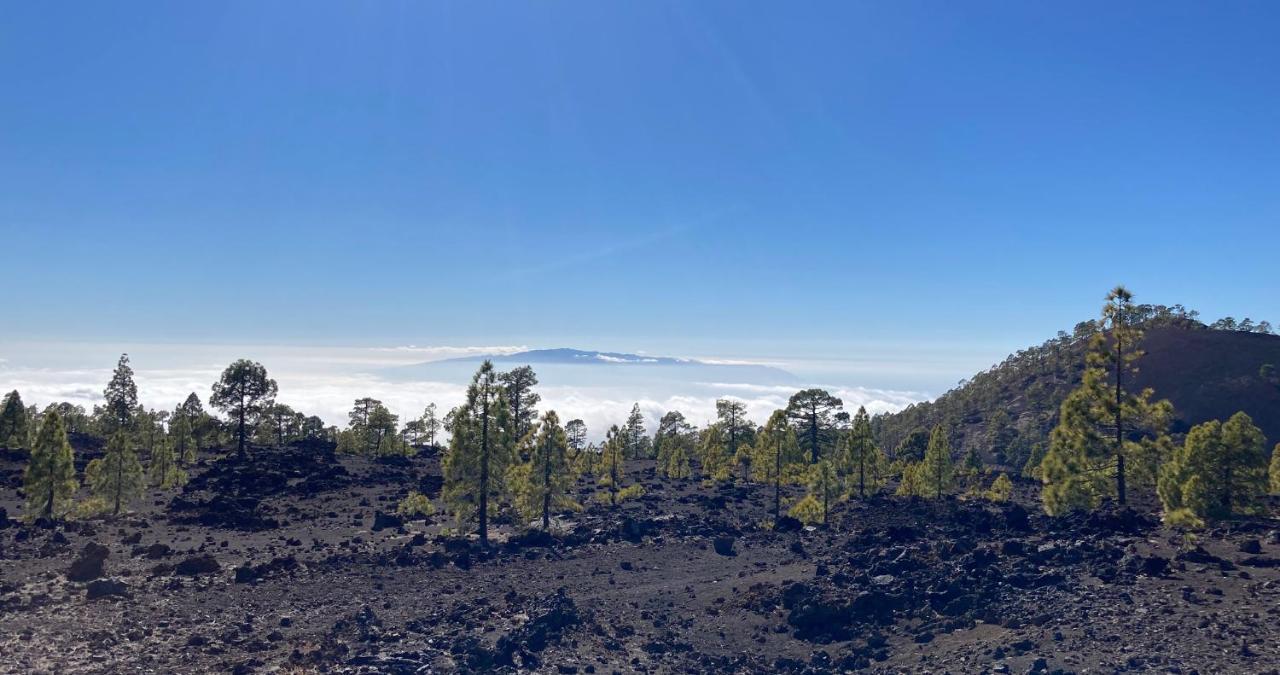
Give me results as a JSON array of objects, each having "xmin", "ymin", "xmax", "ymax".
[{"xmin": 0, "ymin": 342, "xmax": 932, "ymax": 443}]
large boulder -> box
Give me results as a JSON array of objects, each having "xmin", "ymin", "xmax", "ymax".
[
  {"xmin": 175, "ymin": 554, "xmax": 221, "ymax": 576},
  {"xmin": 86, "ymin": 578, "xmax": 129, "ymax": 600},
  {"xmin": 67, "ymin": 542, "xmax": 110, "ymax": 582},
  {"xmin": 713, "ymin": 536, "xmax": 737, "ymax": 557}
]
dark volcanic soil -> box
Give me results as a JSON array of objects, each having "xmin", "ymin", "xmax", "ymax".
[{"xmin": 3, "ymin": 444, "xmax": 1280, "ymax": 674}]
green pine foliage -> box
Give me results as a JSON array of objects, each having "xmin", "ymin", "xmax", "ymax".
[
  {"xmin": 1, "ymin": 390, "xmax": 31, "ymax": 449},
  {"xmin": 1270, "ymin": 443, "xmax": 1280, "ymax": 495},
  {"xmin": 396, "ymin": 490, "xmax": 436, "ymax": 519},
  {"xmin": 169, "ymin": 410, "xmax": 198, "ymax": 466},
  {"xmin": 789, "ymin": 459, "xmax": 844, "ymax": 526},
  {"xmin": 337, "ymin": 398, "xmax": 410, "ymax": 456},
  {"xmin": 653, "ymin": 411, "xmax": 694, "ymax": 480},
  {"xmin": 210, "ymin": 359, "xmax": 278, "ymax": 458},
  {"xmin": 622, "ymin": 403, "xmax": 649, "ymax": 459},
  {"xmin": 86, "ymin": 431, "xmax": 145, "ymax": 516},
  {"xmin": 985, "ymin": 473, "xmax": 1014, "ymax": 502},
  {"xmin": 659, "ymin": 435, "xmax": 692, "ymax": 480},
  {"xmin": 442, "ymin": 361, "xmax": 514, "ymax": 544},
  {"xmin": 920, "ymin": 425, "xmax": 955, "ymax": 498},
  {"xmin": 753, "ymin": 410, "xmax": 805, "ymax": 523},
  {"xmin": 697, "ymin": 424, "xmax": 732, "ymax": 482},
  {"xmin": 23, "ymin": 410, "xmax": 78, "ymax": 520},
  {"xmin": 839, "ymin": 406, "xmax": 888, "ymax": 498},
  {"xmin": 1041, "ymin": 287, "xmax": 1174, "ymax": 515},
  {"xmin": 895, "ymin": 460, "xmax": 927, "ymax": 498},
  {"xmin": 103, "ymin": 354, "xmax": 139, "ymax": 434},
  {"xmin": 148, "ymin": 436, "xmax": 188, "ymax": 489},
  {"xmin": 715, "ymin": 399, "xmax": 754, "ymax": 479},
  {"xmin": 785, "ymin": 389, "xmax": 844, "ymax": 464},
  {"xmin": 509, "ymin": 410, "xmax": 580, "ymax": 530},
  {"xmin": 597, "ymin": 425, "xmax": 628, "ymax": 506},
  {"xmin": 1158, "ymin": 412, "xmax": 1269, "ymax": 526}
]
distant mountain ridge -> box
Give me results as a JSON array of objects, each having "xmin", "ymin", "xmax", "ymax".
[
  {"xmin": 386, "ymin": 347, "xmax": 800, "ymax": 386},
  {"xmin": 438, "ymin": 347, "xmax": 690, "ymax": 366}
]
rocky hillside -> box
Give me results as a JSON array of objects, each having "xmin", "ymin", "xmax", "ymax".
[{"xmin": 873, "ymin": 322, "xmax": 1280, "ymax": 470}]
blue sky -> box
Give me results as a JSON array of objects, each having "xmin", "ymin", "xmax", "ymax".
[{"xmin": 2, "ymin": 1, "xmax": 1278, "ymax": 374}]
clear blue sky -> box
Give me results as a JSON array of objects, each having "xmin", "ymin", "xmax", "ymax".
[{"xmin": 2, "ymin": 2, "xmax": 1277, "ymax": 363}]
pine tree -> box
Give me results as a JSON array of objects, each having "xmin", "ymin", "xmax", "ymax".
[
  {"xmin": 599, "ymin": 425, "xmax": 625, "ymax": 506},
  {"xmin": 1158, "ymin": 412, "xmax": 1268, "ymax": 525},
  {"xmin": 715, "ymin": 399, "xmax": 753, "ymax": 479},
  {"xmin": 623, "ymin": 403, "xmax": 648, "ymax": 459},
  {"xmin": 210, "ymin": 359, "xmax": 278, "ymax": 459},
  {"xmin": 1040, "ymin": 286, "xmax": 1174, "ymax": 515},
  {"xmin": 697, "ymin": 424, "xmax": 732, "ymax": 482},
  {"xmin": 985, "ymin": 473, "xmax": 1014, "ymax": 502},
  {"xmin": 442, "ymin": 361, "xmax": 513, "ymax": 544},
  {"xmin": 23, "ymin": 410, "xmax": 78, "ymax": 520},
  {"xmin": 148, "ymin": 436, "xmax": 188, "ymax": 489},
  {"xmin": 785, "ymin": 389, "xmax": 843, "ymax": 464},
  {"xmin": 565, "ymin": 418, "xmax": 588, "ymax": 469},
  {"xmin": 920, "ymin": 425, "xmax": 955, "ymax": 499},
  {"xmin": 840, "ymin": 406, "xmax": 886, "ymax": 498},
  {"xmin": 1270, "ymin": 443, "xmax": 1280, "ymax": 495},
  {"xmin": 501, "ymin": 366, "xmax": 540, "ymax": 442},
  {"xmin": 654, "ymin": 411, "xmax": 694, "ymax": 480},
  {"xmin": 421, "ymin": 402, "xmax": 442, "ymax": 448},
  {"xmin": 790, "ymin": 459, "xmax": 843, "ymax": 526},
  {"xmin": 104, "ymin": 354, "xmax": 139, "ymax": 434},
  {"xmin": 509, "ymin": 411, "xmax": 579, "ymax": 530},
  {"xmin": 169, "ymin": 408, "xmax": 197, "ymax": 466},
  {"xmin": 178, "ymin": 393, "xmax": 210, "ymax": 450},
  {"xmin": 87, "ymin": 431, "xmax": 145, "ymax": 516},
  {"xmin": 0, "ymin": 390, "xmax": 31, "ymax": 448},
  {"xmin": 597, "ymin": 424, "xmax": 644, "ymax": 506},
  {"xmin": 895, "ymin": 461, "xmax": 928, "ymax": 498},
  {"xmin": 960, "ymin": 446, "xmax": 984, "ymax": 495},
  {"xmin": 754, "ymin": 410, "xmax": 803, "ymax": 524}
]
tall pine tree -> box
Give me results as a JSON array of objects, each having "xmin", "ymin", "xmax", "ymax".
[
  {"xmin": 754, "ymin": 410, "xmax": 803, "ymax": 524},
  {"xmin": 920, "ymin": 425, "xmax": 955, "ymax": 499},
  {"xmin": 0, "ymin": 390, "xmax": 30, "ymax": 449},
  {"xmin": 1041, "ymin": 286, "xmax": 1173, "ymax": 515},
  {"xmin": 509, "ymin": 410, "xmax": 579, "ymax": 530},
  {"xmin": 87, "ymin": 431, "xmax": 145, "ymax": 516},
  {"xmin": 839, "ymin": 406, "xmax": 887, "ymax": 498},
  {"xmin": 1159, "ymin": 412, "xmax": 1268, "ymax": 524},
  {"xmin": 501, "ymin": 366, "xmax": 540, "ymax": 442},
  {"xmin": 210, "ymin": 359, "xmax": 278, "ymax": 459},
  {"xmin": 103, "ymin": 354, "xmax": 138, "ymax": 434},
  {"xmin": 785, "ymin": 389, "xmax": 843, "ymax": 464},
  {"xmin": 442, "ymin": 361, "xmax": 513, "ymax": 545},
  {"xmin": 24, "ymin": 410, "xmax": 78, "ymax": 520}
]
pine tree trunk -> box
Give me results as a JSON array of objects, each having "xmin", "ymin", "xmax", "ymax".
[
  {"xmin": 542, "ymin": 437, "xmax": 552, "ymax": 530},
  {"xmin": 859, "ymin": 456, "xmax": 865, "ymax": 499},
  {"xmin": 774, "ymin": 438, "xmax": 782, "ymax": 523},
  {"xmin": 114, "ymin": 453, "xmax": 122, "ymax": 515},
  {"xmin": 238, "ymin": 394, "xmax": 247, "ymax": 460},
  {"xmin": 809, "ymin": 411, "xmax": 819, "ymax": 464},
  {"xmin": 1115, "ymin": 337, "xmax": 1126, "ymax": 506},
  {"xmin": 479, "ymin": 397, "xmax": 490, "ymax": 545}
]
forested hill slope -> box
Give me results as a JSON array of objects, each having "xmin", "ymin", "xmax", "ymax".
[{"xmin": 872, "ymin": 323, "xmax": 1280, "ymax": 471}]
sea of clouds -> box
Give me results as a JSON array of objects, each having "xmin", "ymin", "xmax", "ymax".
[{"xmin": 0, "ymin": 341, "xmax": 977, "ymax": 442}]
